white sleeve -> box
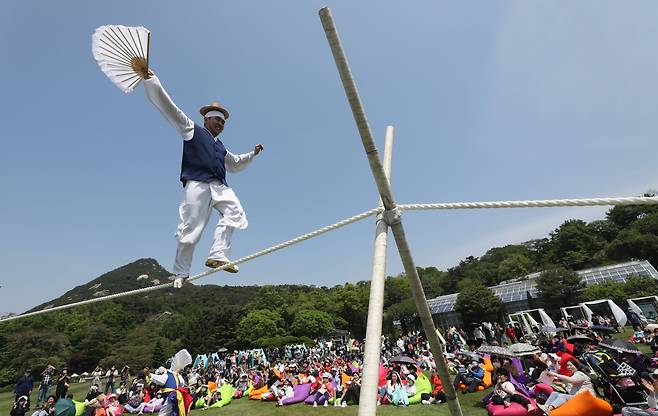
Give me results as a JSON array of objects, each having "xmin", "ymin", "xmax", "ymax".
[
  {"xmin": 144, "ymin": 76, "xmax": 195, "ymax": 141},
  {"xmin": 225, "ymin": 150, "xmax": 256, "ymax": 173},
  {"xmin": 150, "ymin": 373, "xmax": 168, "ymax": 386}
]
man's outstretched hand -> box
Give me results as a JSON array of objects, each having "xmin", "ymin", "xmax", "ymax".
[{"xmin": 254, "ymin": 144, "xmax": 264, "ymax": 155}]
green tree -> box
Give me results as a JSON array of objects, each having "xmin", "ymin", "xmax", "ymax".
[
  {"xmin": 455, "ymin": 284, "xmax": 504, "ymax": 326},
  {"xmin": 497, "ymin": 254, "xmax": 533, "ymax": 281},
  {"xmin": 582, "ymin": 280, "xmax": 627, "ymax": 307},
  {"xmin": 235, "ymin": 309, "xmax": 285, "ymax": 346},
  {"xmin": 384, "ymin": 298, "xmax": 417, "ymax": 334},
  {"xmin": 587, "ymin": 220, "xmax": 620, "ymax": 243},
  {"xmin": 606, "ymin": 192, "xmax": 658, "ymax": 228},
  {"xmin": 546, "ymin": 220, "xmax": 603, "ymax": 269},
  {"xmin": 606, "ymin": 213, "xmax": 658, "ymax": 266},
  {"xmin": 418, "ymin": 267, "xmax": 446, "ymax": 299},
  {"xmin": 152, "ymin": 339, "xmax": 167, "ymax": 368},
  {"xmin": 291, "ymin": 310, "xmax": 335, "ymax": 338},
  {"xmin": 329, "ymin": 284, "xmax": 368, "ymax": 337},
  {"xmin": 536, "ymin": 267, "xmax": 584, "ymax": 316},
  {"xmin": 623, "ymin": 275, "xmax": 658, "ymax": 299}
]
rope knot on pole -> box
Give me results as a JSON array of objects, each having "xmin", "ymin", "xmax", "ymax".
[{"xmin": 382, "ymin": 207, "xmax": 402, "ymax": 226}]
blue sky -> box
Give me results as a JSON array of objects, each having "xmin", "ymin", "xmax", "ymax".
[{"xmin": 2, "ymin": 1, "xmax": 658, "ymax": 314}]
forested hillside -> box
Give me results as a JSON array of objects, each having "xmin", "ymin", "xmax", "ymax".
[{"xmin": 1, "ymin": 194, "xmax": 657, "ymax": 386}]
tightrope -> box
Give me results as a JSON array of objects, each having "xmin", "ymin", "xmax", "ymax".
[
  {"xmin": 3, "ymin": 195, "xmax": 658, "ymax": 323},
  {"xmin": 0, "ymin": 207, "xmax": 380, "ymax": 323},
  {"xmin": 397, "ymin": 196, "xmax": 658, "ymax": 211}
]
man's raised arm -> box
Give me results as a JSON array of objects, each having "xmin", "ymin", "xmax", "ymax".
[{"xmin": 143, "ymin": 71, "xmax": 194, "ymax": 141}]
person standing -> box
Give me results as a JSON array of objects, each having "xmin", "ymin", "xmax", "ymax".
[
  {"xmin": 142, "ymin": 69, "xmax": 263, "ymax": 288},
  {"xmin": 54, "ymin": 369, "xmax": 69, "ymax": 400},
  {"xmin": 105, "ymin": 366, "xmax": 118, "ymax": 394},
  {"xmin": 91, "ymin": 366, "xmax": 102, "ymax": 388},
  {"xmin": 15, "ymin": 369, "xmax": 34, "ymax": 407},
  {"xmin": 36, "ymin": 365, "xmax": 54, "ymax": 407}
]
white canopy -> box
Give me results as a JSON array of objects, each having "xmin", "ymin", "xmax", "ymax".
[
  {"xmin": 627, "ymin": 299, "xmax": 644, "ymax": 319},
  {"xmin": 538, "ymin": 309, "xmax": 556, "ymax": 328},
  {"xmin": 580, "ymin": 299, "xmax": 627, "ymax": 327},
  {"xmin": 509, "ymin": 309, "xmax": 556, "ymax": 332}
]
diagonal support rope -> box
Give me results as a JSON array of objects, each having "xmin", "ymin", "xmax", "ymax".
[
  {"xmin": 3, "ymin": 195, "xmax": 657, "ymax": 323},
  {"xmin": 0, "ymin": 207, "xmax": 380, "ymax": 323}
]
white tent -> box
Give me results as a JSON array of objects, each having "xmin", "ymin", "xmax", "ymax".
[
  {"xmin": 560, "ymin": 305, "xmax": 588, "ymax": 321},
  {"xmin": 509, "ymin": 309, "xmax": 556, "ymax": 333},
  {"xmin": 628, "ymin": 296, "xmax": 657, "ymax": 322},
  {"xmin": 581, "ymin": 299, "xmax": 627, "ymax": 327}
]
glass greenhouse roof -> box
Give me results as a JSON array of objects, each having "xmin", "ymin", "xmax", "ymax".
[{"xmin": 427, "ymin": 260, "xmax": 658, "ymax": 314}]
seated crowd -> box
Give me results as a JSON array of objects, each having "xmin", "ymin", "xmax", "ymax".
[{"xmin": 12, "ymin": 314, "xmax": 658, "ymax": 416}]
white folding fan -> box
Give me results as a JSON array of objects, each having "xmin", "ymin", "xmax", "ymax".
[{"xmin": 92, "ymin": 25, "xmax": 150, "ymax": 93}]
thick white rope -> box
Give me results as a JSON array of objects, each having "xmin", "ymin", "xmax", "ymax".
[
  {"xmin": 0, "ymin": 208, "xmax": 380, "ymax": 323},
  {"xmin": 3, "ymin": 195, "xmax": 657, "ymax": 323},
  {"xmin": 397, "ymin": 196, "xmax": 658, "ymax": 211}
]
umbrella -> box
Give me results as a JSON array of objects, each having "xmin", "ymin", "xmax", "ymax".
[
  {"xmin": 646, "ymin": 323, "xmax": 658, "ymax": 332},
  {"xmin": 54, "ymin": 398, "xmax": 76, "ymax": 416},
  {"xmin": 567, "ymin": 335, "xmax": 596, "ymax": 344},
  {"xmin": 509, "ymin": 343, "xmax": 540, "ymax": 356},
  {"xmin": 218, "ymin": 347, "xmax": 228, "ymax": 353},
  {"xmin": 390, "ymin": 355, "xmax": 416, "ymax": 365},
  {"xmin": 599, "ymin": 339, "xmax": 641, "ymax": 354},
  {"xmin": 476, "ymin": 345, "xmax": 516, "ymax": 358},
  {"xmin": 589, "ymin": 325, "xmax": 616, "ymax": 333}
]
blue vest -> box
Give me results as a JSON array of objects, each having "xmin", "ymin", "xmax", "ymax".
[{"xmin": 180, "ymin": 124, "xmax": 227, "ymax": 187}]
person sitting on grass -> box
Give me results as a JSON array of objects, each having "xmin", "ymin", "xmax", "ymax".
[
  {"xmin": 452, "ymin": 361, "xmax": 484, "ymax": 393},
  {"xmin": 275, "ymin": 378, "xmax": 294, "ymax": 406},
  {"xmin": 377, "ymin": 371, "xmax": 402, "ymax": 405},
  {"xmin": 337, "ymin": 373, "xmax": 361, "ymax": 407},
  {"xmin": 104, "ymin": 394, "xmax": 123, "ymax": 416},
  {"xmin": 123, "ymin": 390, "xmax": 144, "ymax": 414},
  {"xmin": 488, "ymin": 368, "xmax": 535, "ymax": 412},
  {"xmin": 391, "ymin": 374, "xmax": 415, "ymax": 407},
  {"xmin": 312, "ymin": 373, "xmax": 334, "ymax": 407},
  {"xmin": 12, "ymin": 397, "xmax": 30, "ymax": 416},
  {"xmin": 421, "ymin": 371, "xmax": 446, "ymax": 405},
  {"xmin": 537, "ymin": 359, "xmax": 594, "ymax": 414},
  {"xmin": 233, "ymin": 373, "xmax": 249, "ymax": 399},
  {"xmin": 621, "ymin": 369, "xmax": 658, "ymax": 416},
  {"xmin": 31, "ymin": 395, "xmax": 56, "ymax": 416},
  {"xmin": 203, "ymin": 389, "xmax": 221, "ymax": 409}
]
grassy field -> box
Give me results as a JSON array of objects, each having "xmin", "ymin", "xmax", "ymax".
[
  {"xmin": 0, "ymin": 381, "xmax": 490, "ymax": 416},
  {"xmin": 610, "ymin": 326, "xmax": 653, "ymax": 354}
]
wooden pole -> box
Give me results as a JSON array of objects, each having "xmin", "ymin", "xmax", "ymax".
[{"xmin": 319, "ymin": 7, "xmax": 463, "ymax": 416}]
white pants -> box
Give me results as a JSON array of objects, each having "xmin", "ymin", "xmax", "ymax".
[{"xmin": 173, "ymin": 180, "xmax": 248, "ymax": 277}]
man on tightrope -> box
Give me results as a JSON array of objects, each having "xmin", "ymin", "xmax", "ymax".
[{"xmin": 141, "ymin": 68, "xmax": 263, "ymax": 288}]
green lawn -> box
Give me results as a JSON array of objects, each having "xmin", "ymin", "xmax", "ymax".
[
  {"xmin": 1, "ymin": 381, "xmax": 490, "ymax": 416},
  {"xmin": 610, "ymin": 326, "xmax": 653, "ymax": 354}
]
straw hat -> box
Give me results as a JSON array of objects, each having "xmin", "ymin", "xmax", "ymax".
[{"xmin": 199, "ymin": 102, "xmax": 229, "ymax": 120}]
